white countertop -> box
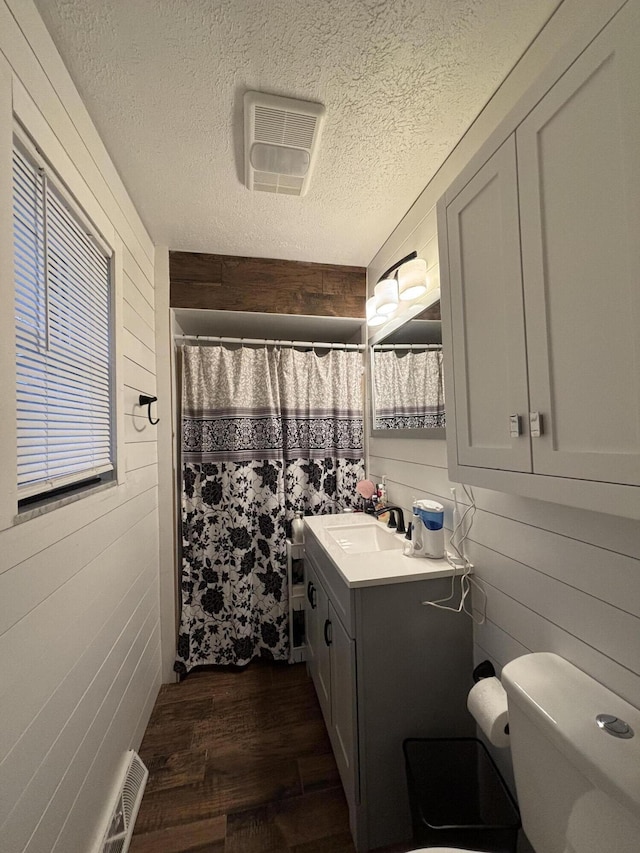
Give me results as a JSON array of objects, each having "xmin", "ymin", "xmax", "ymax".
[{"xmin": 304, "ymin": 513, "xmax": 466, "ymax": 589}]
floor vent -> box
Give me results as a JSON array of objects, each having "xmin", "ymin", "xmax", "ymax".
[
  {"xmin": 99, "ymin": 751, "xmax": 148, "ymax": 853},
  {"xmin": 244, "ymin": 91, "xmax": 325, "ymax": 196}
]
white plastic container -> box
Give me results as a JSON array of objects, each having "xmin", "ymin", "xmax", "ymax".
[
  {"xmin": 291, "ymin": 512, "xmax": 305, "ymax": 544},
  {"xmin": 412, "ymin": 500, "xmax": 445, "ymax": 559}
]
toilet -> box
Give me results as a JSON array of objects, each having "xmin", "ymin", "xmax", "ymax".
[{"xmin": 409, "ymin": 652, "xmax": 640, "ymax": 853}]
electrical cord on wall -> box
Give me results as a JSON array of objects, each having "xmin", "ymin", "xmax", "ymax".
[{"xmin": 421, "ymin": 484, "xmax": 487, "ymax": 624}]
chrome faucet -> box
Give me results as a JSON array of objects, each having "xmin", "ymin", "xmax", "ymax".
[{"xmin": 373, "ymin": 505, "xmax": 405, "ymax": 534}]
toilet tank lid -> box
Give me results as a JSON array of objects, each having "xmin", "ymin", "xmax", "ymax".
[{"xmin": 502, "ymin": 653, "xmax": 640, "ymax": 820}]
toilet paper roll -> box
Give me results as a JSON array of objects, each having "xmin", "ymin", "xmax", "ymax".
[{"xmin": 467, "ymin": 677, "xmax": 510, "ymax": 748}]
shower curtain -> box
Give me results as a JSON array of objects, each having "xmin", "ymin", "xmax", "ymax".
[
  {"xmin": 373, "ymin": 348, "xmax": 445, "ymax": 429},
  {"xmin": 175, "ymin": 344, "xmax": 364, "ymax": 673}
]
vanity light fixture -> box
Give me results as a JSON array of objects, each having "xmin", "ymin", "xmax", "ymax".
[
  {"xmin": 366, "ymin": 296, "xmax": 386, "ymax": 327},
  {"xmin": 397, "ymin": 257, "xmax": 428, "ymax": 301},
  {"xmin": 368, "ymin": 251, "xmax": 428, "ymax": 327}
]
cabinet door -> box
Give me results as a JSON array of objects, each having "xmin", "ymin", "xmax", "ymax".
[
  {"xmin": 517, "ymin": 1, "xmax": 640, "ymax": 485},
  {"xmin": 445, "ymin": 135, "xmax": 532, "ymax": 471},
  {"xmin": 306, "ymin": 563, "xmax": 331, "ymax": 723},
  {"xmin": 328, "ymin": 601, "xmax": 358, "ymax": 804}
]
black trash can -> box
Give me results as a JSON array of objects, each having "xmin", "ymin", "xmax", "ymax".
[{"xmin": 403, "ymin": 737, "xmax": 521, "ymax": 853}]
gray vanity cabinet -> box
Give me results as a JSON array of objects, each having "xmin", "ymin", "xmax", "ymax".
[{"xmin": 304, "ymin": 528, "xmax": 473, "ymax": 852}]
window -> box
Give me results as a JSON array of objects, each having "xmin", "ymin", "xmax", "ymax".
[{"xmin": 13, "ymin": 136, "xmax": 114, "ymax": 505}]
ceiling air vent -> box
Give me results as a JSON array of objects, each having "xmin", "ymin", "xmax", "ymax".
[{"xmin": 244, "ymin": 92, "xmax": 325, "ymax": 196}]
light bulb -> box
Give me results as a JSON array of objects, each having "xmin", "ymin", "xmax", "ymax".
[
  {"xmin": 374, "ymin": 278, "xmax": 399, "ymax": 315},
  {"xmin": 366, "ymin": 296, "xmax": 386, "ymax": 327},
  {"xmin": 398, "ymin": 258, "xmax": 427, "ymax": 301}
]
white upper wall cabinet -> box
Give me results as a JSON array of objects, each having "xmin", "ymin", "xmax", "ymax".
[{"xmin": 439, "ymin": 0, "xmax": 640, "ymax": 517}]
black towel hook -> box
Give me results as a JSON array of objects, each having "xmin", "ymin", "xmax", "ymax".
[{"xmin": 139, "ymin": 394, "xmax": 159, "ymax": 425}]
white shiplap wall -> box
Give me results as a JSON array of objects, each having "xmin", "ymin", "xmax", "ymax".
[
  {"xmin": 0, "ymin": 1, "xmax": 161, "ymax": 851},
  {"xmin": 368, "ymin": 0, "xmax": 640, "ymax": 790}
]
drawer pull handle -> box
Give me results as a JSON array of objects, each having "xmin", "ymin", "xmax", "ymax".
[
  {"xmin": 307, "ymin": 581, "xmax": 317, "ymax": 609},
  {"xmin": 529, "ymin": 411, "xmax": 543, "ymax": 437},
  {"xmin": 324, "ymin": 619, "xmax": 332, "ymax": 646}
]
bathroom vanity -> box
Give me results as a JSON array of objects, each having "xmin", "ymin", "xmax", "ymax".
[{"xmin": 303, "ymin": 514, "xmax": 473, "ymax": 852}]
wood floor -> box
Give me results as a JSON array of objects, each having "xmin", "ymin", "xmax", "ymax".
[{"xmin": 130, "ymin": 660, "xmax": 414, "ymax": 853}]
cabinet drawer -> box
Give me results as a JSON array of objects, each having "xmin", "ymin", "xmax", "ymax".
[{"xmin": 305, "ymin": 529, "xmax": 356, "ymax": 638}]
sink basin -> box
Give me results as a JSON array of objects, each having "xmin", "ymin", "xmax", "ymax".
[
  {"xmin": 327, "ymin": 522, "xmax": 402, "ymax": 554},
  {"xmin": 305, "ymin": 513, "xmax": 465, "ymax": 588}
]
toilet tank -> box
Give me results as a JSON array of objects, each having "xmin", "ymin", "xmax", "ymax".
[{"xmin": 502, "ymin": 653, "xmax": 640, "ymax": 853}]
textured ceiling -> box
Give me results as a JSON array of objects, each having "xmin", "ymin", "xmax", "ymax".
[{"xmin": 35, "ymin": 0, "xmax": 560, "ymax": 266}]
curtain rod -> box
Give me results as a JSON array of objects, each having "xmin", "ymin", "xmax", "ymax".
[
  {"xmin": 372, "ymin": 343, "xmax": 443, "ymax": 350},
  {"xmin": 175, "ymin": 334, "xmax": 365, "ymax": 350}
]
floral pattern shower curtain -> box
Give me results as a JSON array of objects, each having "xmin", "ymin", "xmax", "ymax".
[
  {"xmin": 373, "ymin": 348, "xmax": 445, "ymax": 429},
  {"xmin": 175, "ymin": 344, "xmax": 364, "ymax": 673}
]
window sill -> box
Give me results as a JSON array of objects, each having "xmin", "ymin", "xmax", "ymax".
[{"xmin": 14, "ymin": 478, "xmax": 117, "ymax": 525}]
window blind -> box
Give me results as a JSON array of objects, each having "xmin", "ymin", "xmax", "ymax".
[{"xmin": 13, "ymin": 143, "xmax": 113, "ymax": 500}]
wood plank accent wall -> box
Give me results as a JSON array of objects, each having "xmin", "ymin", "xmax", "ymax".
[
  {"xmin": 169, "ymin": 251, "xmax": 366, "ymax": 317},
  {"xmin": 421, "ymin": 300, "xmax": 441, "ymax": 320}
]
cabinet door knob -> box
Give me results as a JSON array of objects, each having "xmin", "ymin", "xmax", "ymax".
[
  {"xmin": 529, "ymin": 411, "xmax": 543, "ymax": 437},
  {"xmin": 324, "ymin": 619, "xmax": 332, "ymax": 646}
]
